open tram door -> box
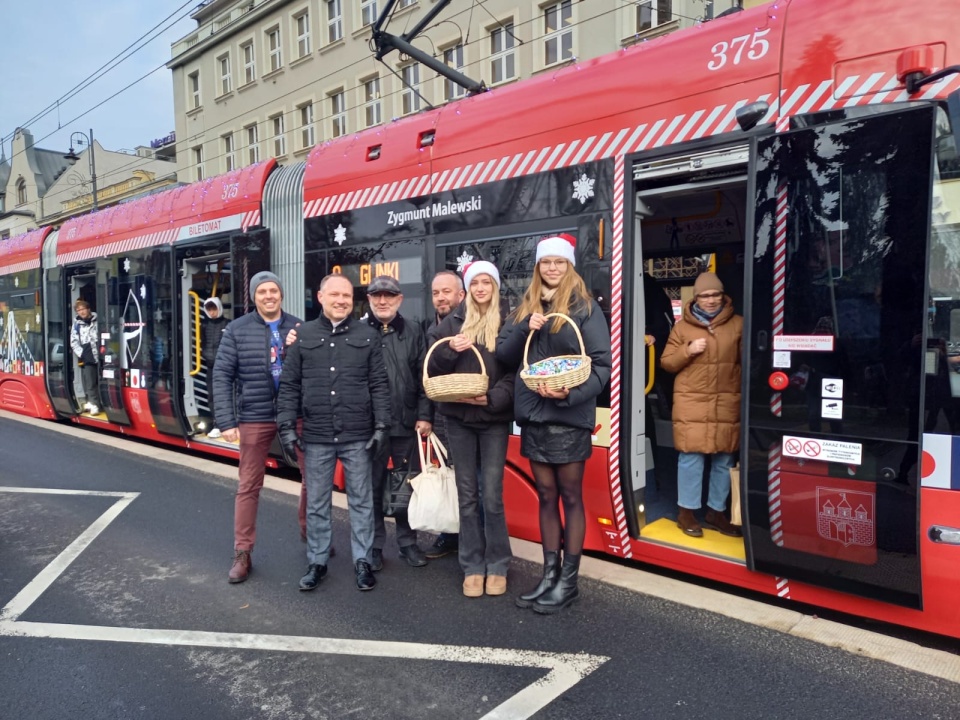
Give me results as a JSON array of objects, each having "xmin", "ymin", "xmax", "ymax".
[
  {"xmin": 742, "ymin": 106, "xmax": 939, "ymax": 609},
  {"xmin": 173, "ymin": 228, "xmax": 270, "ymax": 440},
  {"xmin": 625, "ymin": 144, "xmax": 750, "ymax": 561}
]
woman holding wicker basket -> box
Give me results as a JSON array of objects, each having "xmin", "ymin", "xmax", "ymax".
[
  {"xmin": 496, "ymin": 234, "xmax": 611, "ymax": 614},
  {"xmin": 425, "ymin": 260, "xmax": 516, "ymax": 599}
]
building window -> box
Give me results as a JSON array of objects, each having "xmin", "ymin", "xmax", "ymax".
[
  {"xmin": 188, "ymin": 71, "xmax": 201, "ymax": 109},
  {"xmin": 401, "ymin": 63, "xmax": 421, "ymax": 115},
  {"xmin": 0, "ymin": 230, "xmax": 9, "ymax": 241},
  {"xmin": 362, "ymin": 76, "xmax": 381, "ymax": 128},
  {"xmin": 638, "ymin": 0, "xmax": 672, "ymax": 32},
  {"xmin": 442, "ymin": 44, "xmax": 465, "ymax": 101},
  {"xmin": 193, "ymin": 147, "xmax": 204, "ymax": 182},
  {"xmin": 267, "ymin": 27, "xmax": 282, "ymax": 72},
  {"xmin": 246, "ymin": 124, "xmax": 260, "ymax": 164},
  {"xmin": 326, "ymin": 0, "xmax": 343, "ymax": 43},
  {"xmin": 296, "ymin": 11, "xmax": 311, "ymax": 57},
  {"xmin": 543, "ymin": 1, "xmax": 573, "ymax": 66},
  {"xmin": 361, "ymin": 0, "xmax": 378, "ymax": 27},
  {"xmin": 300, "ymin": 102, "xmax": 315, "ymax": 149},
  {"xmin": 218, "ymin": 54, "xmax": 232, "ymax": 95},
  {"xmin": 272, "ymin": 114, "xmax": 286, "ymax": 156},
  {"xmin": 398, "ymin": 0, "xmax": 415, "ymax": 7},
  {"xmin": 242, "ymin": 41, "xmax": 256, "ymax": 84},
  {"xmin": 223, "ymin": 133, "xmax": 235, "ymax": 172},
  {"xmin": 490, "ymin": 22, "xmax": 516, "ymax": 84},
  {"xmin": 329, "ymin": 90, "xmax": 346, "ymax": 138},
  {"xmin": 16, "ymin": 178, "xmax": 27, "ymax": 206}
]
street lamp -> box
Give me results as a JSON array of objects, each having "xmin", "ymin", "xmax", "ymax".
[{"xmin": 64, "ymin": 129, "xmax": 99, "ymax": 212}]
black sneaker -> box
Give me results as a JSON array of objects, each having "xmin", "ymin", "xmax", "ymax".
[
  {"xmin": 299, "ymin": 563, "xmax": 327, "ymax": 591},
  {"xmin": 370, "ymin": 548, "xmax": 384, "ymax": 572},
  {"xmin": 356, "ymin": 560, "xmax": 376, "ymax": 591},
  {"xmin": 424, "ymin": 535, "xmax": 458, "ymax": 559},
  {"xmin": 398, "ymin": 544, "xmax": 428, "ymax": 567}
]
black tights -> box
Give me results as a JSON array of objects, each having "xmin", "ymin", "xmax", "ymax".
[{"xmin": 530, "ymin": 460, "xmax": 586, "ymax": 555}]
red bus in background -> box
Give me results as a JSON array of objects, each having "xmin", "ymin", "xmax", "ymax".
[{"xmin": 2, "ymin": 0, "xmax": 960, "ymax": 639}]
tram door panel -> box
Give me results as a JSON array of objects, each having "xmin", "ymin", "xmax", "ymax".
[
  {"xmin": 96, "ymin": 266, "xmax": 132, "ymax": 426},
  {"xmin": 745, "ymin": 106, "xmax": 936, "ymax": 608},
  {"xmin": 43, "ymin": 266, "xmax": 74, "ymax": 416},
  {"xmin": 230, "ymin": 230, "xmax": 271, "ymax": 318}
]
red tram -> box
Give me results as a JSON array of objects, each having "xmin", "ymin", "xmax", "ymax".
[{"xmin": 3, "ymin": 0, "xmax": 960, "ymax": 638}]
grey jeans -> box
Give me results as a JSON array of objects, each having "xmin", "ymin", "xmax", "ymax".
[
  {"xmin": 444, "ymin": 417, "xmax": 512, "ymax": 577},
  {"xmin": 304, "ymin": 440, "xmax": 374, "ymax": 565}
]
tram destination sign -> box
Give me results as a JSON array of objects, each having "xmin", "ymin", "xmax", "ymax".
[{"xmin": 782, "ymin": 434, "xmax": 862, "ymax": 465}]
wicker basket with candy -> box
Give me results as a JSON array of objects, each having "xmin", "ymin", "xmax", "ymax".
[{"xmin": 519, "ymin": 313, "xmax": 592, "ymax": 392}]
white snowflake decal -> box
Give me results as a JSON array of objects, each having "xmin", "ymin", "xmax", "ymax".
[
  {"xmin": 123, "ymin": 258, "xmax": 131, "ymax": 272},
  {"xmin": 140, "ymin": 284, "xmax": 147, "ymax": 300},
  {"xmin": 154, "ymin": 308, "xmax": 164, "ymax": 323},
  {"xmin": 35, "ymin": 312, "xmax": 40, "ymax": 324},
  {"xmin": 572, "ymin": 173, "xmax": 595, "ymax": 204},
  {"xmin": 14, "ymin": 276, "xmax": 19, "ymax": 288},
  {"xmin": 334, "ymin": 223, "xmax": 347, "ymax": 246},
  {"xmin": 25, "ymin": 322, "xmax": 30, "ymax": 333},
  {"xmin": 456, "ymin": 251, "xmax": 474, "ymax": 273}
]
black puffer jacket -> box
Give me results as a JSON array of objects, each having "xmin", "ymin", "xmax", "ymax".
[
  {"xmin": 496, "ymin": 300, "xmax": 611, "ymax": 431},
  {"xmin": 276, "ymin": 314, "xmax": 390, "ymax": 443},
  {"xmin": 426, "ymin": 303, "xmax": 515, "ymax": 425},
  {"xmin": 212, "ymin": 310, "xmax": 301, "ymax": 429},
  {"xmin": 367, "ymin": 313, "xmax": 432, "ymax": 437}
]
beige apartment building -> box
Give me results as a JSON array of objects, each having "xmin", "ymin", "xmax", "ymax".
[{"xmin": 168, "ymin": 0, "xmax": 763, "ymax": 181}]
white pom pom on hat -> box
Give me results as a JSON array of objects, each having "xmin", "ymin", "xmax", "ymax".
[
  {"xmin": 461, "ymin": 260, "xmax": 501, "ymax": 290},
  {"xmin": 535, "ymin": 233, "xmax": 577, "ymax": 267}
]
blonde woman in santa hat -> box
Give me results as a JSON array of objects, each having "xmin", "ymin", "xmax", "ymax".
[
  {"xmin": 496, "ymin": 233, "xmax": 611, "ymax": 614},
  {"xmin": 660, "ymin": 271, "xmax": 743, "ymax": 539},
  {"xmin": 426, "ymin": 260, "xmax": 516, "ymax": 598}
]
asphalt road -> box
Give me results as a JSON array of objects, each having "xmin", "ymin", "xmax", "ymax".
[{"xmin": 1, "ymin": 414, "xmax": 959, "ymax": 720}]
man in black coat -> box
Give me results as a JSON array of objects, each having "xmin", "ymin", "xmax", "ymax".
[
  {"xmin": 212, "ymin": 271, "xmax": 301, "ymax": 584},
  {"xmin": 365, "ymin": 275, "xmax": 433, "ymax": 571},
  {"xmin": 277, "ymin": 274, "xmax": 391, "ymax": 592}
]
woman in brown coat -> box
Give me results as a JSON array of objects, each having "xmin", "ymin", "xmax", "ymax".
[{"xmin": 660, "ymin": 272, "xmax": 743, "ymax": 538}]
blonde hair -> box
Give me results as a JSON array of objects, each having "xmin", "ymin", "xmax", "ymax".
[
  {"xmin": 460, "ymin": 278, "xmax": 502, "ymax": 352},
  {"xmin": 513, "ymin": 264, "xmax": 592, "ymax": 332}
]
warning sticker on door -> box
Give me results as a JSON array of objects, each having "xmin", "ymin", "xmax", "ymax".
[
  {"xmin": 782, "ymin": 434, "xmax": 862, "ymax": 465},
  {"xmin": 821, "ymin": 399, "xmax": 843, "ymax": 419},
  {"xmin": 773, "ymin": 335, "xmax": 835, "ymax": 352}
]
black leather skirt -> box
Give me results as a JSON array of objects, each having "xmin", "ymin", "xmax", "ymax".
[{"xmin": 520, "ymin": 423, "xmax": 593, "ymax": 463}]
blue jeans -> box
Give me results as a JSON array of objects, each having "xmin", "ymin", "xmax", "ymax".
[
  {"xmin": 677, "ymin": 451, "xmax": 735, "ymax": 512},
  {"xmin": 445, "ymin": 418, "xmax": 512, "ymax": 577},
  {"xmin": 304, "ymin": 441, "xmax": 374, "ymax": 565}
]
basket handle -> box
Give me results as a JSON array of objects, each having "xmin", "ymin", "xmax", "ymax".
[
  {"xmin": 522, "ymin": 312, "xmax": 587, "ymax": 368},
  {"xmin": 423, "ymin": 335, "xmax": 488, "ymax": 385}
]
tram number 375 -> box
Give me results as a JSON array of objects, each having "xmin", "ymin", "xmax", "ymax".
[{"xmin": 707, "ymin": 29, "xmax": 771, "ymax": 71}]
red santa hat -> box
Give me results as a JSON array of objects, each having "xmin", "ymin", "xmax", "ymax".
[
  {"xmin": 461, "ymin": 260, "xmax": 500, "ymax": 290},
  {"xmin": 536, "ymin": 233, "xmax": 577, "ymax": 266}
]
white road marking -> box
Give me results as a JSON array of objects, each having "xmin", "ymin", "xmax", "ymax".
[{"xmin": 0, "ymin": 486, "xmax": 608, "ymax": 719}]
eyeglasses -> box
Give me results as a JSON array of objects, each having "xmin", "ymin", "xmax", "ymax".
[
  {"xmin": 540, "ymin": 259, "xmax": 568, "ymax": 268},
  {"xmin": 697, "ymin": 292, "xmax": 722, "ymax": 300}
]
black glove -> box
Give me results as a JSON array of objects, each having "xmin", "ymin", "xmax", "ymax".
[
  {"xmin": 365, "ymin": 425, "xmax": 389, "ymax": 457},
  {"xmin": 278, "ymin": 423, "xmax": 303, "ymax": 458}
]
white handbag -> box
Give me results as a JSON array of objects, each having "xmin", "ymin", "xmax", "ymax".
[{"xmin": 407, "ymin": 432, "xmax": 460, "ymax": 534}]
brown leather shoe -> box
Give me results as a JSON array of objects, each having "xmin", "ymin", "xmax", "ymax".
[
  {"xmin": 705, "ymin": 509, "xmax": 743, "ymax": 537},
  {"xmin": 228, "ymin": 549, "xmax": 252, "ymax": 583},
  {"xmin": 677, "ymin": 508, "xmax": 703, "ymax": 537}
]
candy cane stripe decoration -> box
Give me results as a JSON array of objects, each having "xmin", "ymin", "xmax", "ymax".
[{"xmin": 770, "ymin": 181, "xmax": 788, "ymax": 417}]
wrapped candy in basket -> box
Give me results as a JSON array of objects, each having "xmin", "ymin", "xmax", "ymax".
[{"xmin": 519, "ymin": 313, "xmax": 592, "ymax": 392}]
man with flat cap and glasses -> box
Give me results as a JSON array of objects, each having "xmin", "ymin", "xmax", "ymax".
[{"xmin": 365, "ymin": 275, "xmax": 433, "ymax": 571}]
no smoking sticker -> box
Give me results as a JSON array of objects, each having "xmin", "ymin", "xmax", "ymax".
[{"xmin": 782, "ymin": 434, "xmax": 862, "ymax": 465}]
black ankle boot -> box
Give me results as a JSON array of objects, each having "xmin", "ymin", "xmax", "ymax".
[
  {"xmin": 516, "ymin": 551, "xmax": 561, "ymax": 609},
  {"xmin": 532, "ymin": 554, "xmax": 580, "ymax": 614}
]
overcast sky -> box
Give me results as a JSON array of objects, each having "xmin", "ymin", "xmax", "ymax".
[{"xmin": 0, "ymin": 1, "xmax": 196, "ymax": 159}]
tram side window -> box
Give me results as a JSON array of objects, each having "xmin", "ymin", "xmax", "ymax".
[
  {"xmin": 0, "ymin": 271, "xmax": 42, "ymax": 372},
  {"xmin": 924, "ymin": 107, "xmax": 960, "ymax": 435},
  {"xmin": 305, "ymin": 238, "xmax": 426, "ymax": 322}
]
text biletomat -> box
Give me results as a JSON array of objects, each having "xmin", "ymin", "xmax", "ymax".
[{"xmin": 3, "ymin": 0, "xmax": 960, "ymax": 638}]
